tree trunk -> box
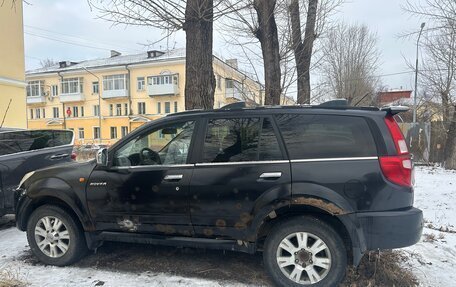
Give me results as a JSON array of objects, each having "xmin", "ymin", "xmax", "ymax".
[
  {"xmin": 253, "ymin": 0, "xmax": 281, "ymax": 105},
  {"xmin": 183, "ymin": 0, "xmax": 216, "ymax": 110},
  {"xmin": 444, "ymin": 105, "xmax": 456, "ymax": 169},
  {"xmin": 290, "ymin": 0, "xmax": 318, "ymax": 104}
]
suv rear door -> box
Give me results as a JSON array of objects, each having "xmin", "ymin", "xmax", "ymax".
[
  {"xmin": 188, "ymin": 115, "xmax": 291, "ymax": 238},
  {"xmin": 275, "ymin": 113, "xmax": 382, "ymax": 211},
  {"xmin": 0, "ymin": 130, "xmax": 74, "ymax": 214}
]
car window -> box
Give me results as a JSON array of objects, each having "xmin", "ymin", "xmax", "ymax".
[
  {"xmin": 0, "ymin": 130, "xmax": 73, "ymax": 156},
  {"xmin": 202, "ymin": 117, "xmax": 282, "ymax": 163},
  {"xmin": 114, "ymin": 121, "xmax": 195, "ymax": 166},
  {"xmin": 275, "ymin": 114, "xmax": 377, "ymax": 159}
]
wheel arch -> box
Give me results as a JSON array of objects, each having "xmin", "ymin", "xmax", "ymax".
[{"xmin": 254, "ymin": 203, "xmax": 365, "ymax": 266}]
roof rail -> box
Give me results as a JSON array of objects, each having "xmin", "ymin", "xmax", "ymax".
[
  {"xmin": 220, "ymin": 102, "xmax": 246, "ymax": 110},
  {"xmin": 380, "ymin": 106, "xmax": 409, "ymax": 115}
]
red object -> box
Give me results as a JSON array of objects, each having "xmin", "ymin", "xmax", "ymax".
[
  {"xmin": 378, "ymin": 90, "xmax": 412, "ymax": 105},
  {"xmin": 71, "ymin": 152, "xmax": 77, "ymax": 161},
  {"xmin": 66, "ymin": 107, "xmax": 72, "ymax": 117},
  {"xmin": 379, "ymin": 115, "xmax": 413, "ymax": 187}
]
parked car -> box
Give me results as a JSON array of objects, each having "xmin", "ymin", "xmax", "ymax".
[
  {"xmin": 15, "ymin": 102, "xmax": 423, "ymax": 286},
  {"xmin": 0, "ymin": 129, "xmax": 74, "ymax": 216}
]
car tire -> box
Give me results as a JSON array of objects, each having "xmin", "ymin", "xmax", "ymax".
[
  {"xmin": 26, "ymin": 205, "xmax": 88, "ymax": 266},
  {"xmin": 263, "ymin": 216, "xmax": 347, "ymax": 287}
]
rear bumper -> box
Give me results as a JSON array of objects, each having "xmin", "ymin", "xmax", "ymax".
[{"xmin": 357, "ymin": 207, "xmax": 423, "ymax": 250}]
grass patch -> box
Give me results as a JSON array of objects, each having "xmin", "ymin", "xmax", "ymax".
[
  {"xmin": 0, "ymin": 269, "xmax": 27, "ymax": 287},
  {"xmin": 341, "ymin": 250, "xmax": 418, "ymax": 287}
]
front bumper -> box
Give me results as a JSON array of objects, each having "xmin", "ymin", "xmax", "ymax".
[{"xmin": 357, "ymin": 207, "xmax": 423, "ymax": 250}]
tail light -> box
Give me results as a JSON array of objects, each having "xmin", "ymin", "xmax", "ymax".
[
  {"xmin": 379, "ymin": 115, "xmax": 413, "ymax": 188},
  {"xmin": 71, "ymin": 152, "xmax": 77, "ymax": 161}
]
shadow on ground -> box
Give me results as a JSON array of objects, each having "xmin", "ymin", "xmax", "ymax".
[{"xmin": 21, "ymin": 241, "xmax": 273, "ymax": 286}]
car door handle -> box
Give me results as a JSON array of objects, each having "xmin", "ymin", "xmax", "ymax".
[
  {"xmin": 50, "ymin": 153, "xmax": 69, "ymax": 160},
  {"xmin": 259, "ymin": 172, "xmax": 282, "ymax": 180},
  {"xmin": 164, "ymin": 174, "xmax": 183, "ymax": 181}
]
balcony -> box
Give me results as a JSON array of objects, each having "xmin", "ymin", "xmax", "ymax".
[
  {"xmin": 60, "ymin": 93, "xmax": 85, "ymax": 103},
  {"xmin": 26, "ymin": 95, "xmax": 46, "ymax": 104},
  {"xmin": 148, "ymin": 83, "xmax": 179, "ymax": 96},
  {"xmin": 101, "ymin": 89, "xmax": 128, "ymax": 99}
]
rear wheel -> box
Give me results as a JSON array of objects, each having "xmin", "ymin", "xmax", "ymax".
[
  {"xmin": 263, "ymin": 216, "xmax": 347, "ymax": 287},
  {"xmin": 26, "ymin": 205, "xmax": 87, "ymax": 266}
]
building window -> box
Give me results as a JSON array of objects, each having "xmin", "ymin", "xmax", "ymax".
[
  {"xmin": 93, "ymin": 127, "xmax": 100, "ymax": 139},
  {"xmin": 35, "ymin": 108, "xmax": 41, "ymax": 119},
  {"xmin": 61, "ymin": 78, "xmax": 83, "ymax": 94},
  {"xmin": 92, "ymin": 81, "xmax": 99, "ymax": 94},
  {"xmin": 138, "ymin": 102, "xmax": 146, "ymax": 114},
  {"xmin": 137, "ymin": 77, "xmax": 145, "ymax": 91},
  {"xmin": 73, "ymin": 106, "xmax": 79, "ymax": 117},
  {"xmin": 110, "ymin": 127, "xmax": 117, "ymax": 139},
  {"xmin": 165, "ymin": 102, "xmax": 170, "ymax": 114},
  {"xmin": 53, "ymin": 107, "xmax": 59, "ymax": 118},
  {"xmin": 51, "ymin": 85, "xmax": 58, "ymax": 97},
  {"xmin": 124, "ymin": 103, "xmax": 128, "ymax": 116},
  {"xmin": 27, "ymin": 80, "xmax": 44, "ymax": 97},
  {"xmin": 116, "ymin": 104, "xmax": 122, "ymax": 116},
  {"xmin": 174, "ymin": 101, "xmax": 178, "ymax": 113},
  {"xmin": 42, "ymin": 108, "xmax": 46, "ymax": 119},
  {"xmin": 103, "ymin": 74, "xmax": 127, "ymax": 91},
  {"xmin": 80, "ymin": 106, "xmax": 84, "ymax": 117},
  {"xmin": 217, "ymin": 75, "xmax": 222, "ymax": 90},
  {"xmin": 157, "ymin": 102, "xmax": 161, "ymax": 114},
  {"xmin": 30, "ymin": 109, "xmax": 34, "ymax": 119},
  {"xmin": 78, "ymin": 128, "xmax": 85, "ymax": 139},
  {"xmin": 109, "ymin": 104, "xmax": 113, "ymax": 116},
  {"xmin": 121, "ymin": 126, "xmax": 128, "ymax": 137},
  {"xmin": 226, "ymin": 79, "xmax": 234, "ymax": 89},
  {"xmin": 93, "ymin": 105, "xmax": 100, "ymax": 116},
  {"xmin": 148, "ymin": 75, "xmax": 178, "ymax": 85}
]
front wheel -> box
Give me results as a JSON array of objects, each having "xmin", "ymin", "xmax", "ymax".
[
  {"xmin": 26, "ymin": 205, "xmax": 88, "ymax": 266},
  {"xmin": 263, "ymin": 216, "xmax": 347, "ymax": 287}
]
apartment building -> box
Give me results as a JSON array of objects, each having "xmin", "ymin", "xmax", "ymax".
[
  {"xmin": 25, "ymin": 49, "xmax": 262, "ymax": 145},
  {"xmin": 0, "ymin": 1, "xmax": 27, "ymax": 128}
]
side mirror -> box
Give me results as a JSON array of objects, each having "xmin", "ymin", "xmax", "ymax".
[{"xmin": 96, "ymin": 148, "xmax": 108, "ymax": 166}]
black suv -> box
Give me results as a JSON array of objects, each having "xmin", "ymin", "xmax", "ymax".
[
  {"xmin": 15, "ymin": 102, "xmax": 423, "ymax": 286},
  {"xmin": 0, "ymin": 129, "xmax": 74, "ymax": 216}
]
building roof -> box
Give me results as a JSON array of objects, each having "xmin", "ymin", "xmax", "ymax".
[
  {"xmin": 26, "ymin": 48, "xmax": 187, "ymax": 75},
  {"xmin": 378, "ymin": 90, "xmax": 412, "ymax": 105}
]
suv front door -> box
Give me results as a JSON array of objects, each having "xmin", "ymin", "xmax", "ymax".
[
  {"xmin": 87, "ymin": 120, "xmax": 197, "ymax": 235},
  {"xmin": 189, "ymin": 116, "xmax": 291, "ymax": 238}
]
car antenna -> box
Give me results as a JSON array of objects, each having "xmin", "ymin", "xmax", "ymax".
[{"xmin": 0, "ymin": 98, "xmax": 12, "ymax": 128}]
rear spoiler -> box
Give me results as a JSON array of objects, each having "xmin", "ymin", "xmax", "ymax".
[{"xmin": 380, "ymin": 106, "xmax": 409, "ymax": 115}]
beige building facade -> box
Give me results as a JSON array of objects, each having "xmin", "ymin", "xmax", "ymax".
[
  {"xmin": 0, "ymin": 1, "xmax": 27, "ymax": 128},
  {"xmin": 25, "ymin": 49, "xmax": 262, "ymax": 145}
]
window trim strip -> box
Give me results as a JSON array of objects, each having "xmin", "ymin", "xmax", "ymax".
[
  {"xmin": 195, "ymin": 160, "xmax": 289, "ymax": 167},
  {"xmin": 290, "ymin": 156, "xmax": 378, "ymax": 163}
]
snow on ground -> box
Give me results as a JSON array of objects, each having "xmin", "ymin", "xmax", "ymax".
[
  {"xmin": 0, "ymin": 166, "xmax": 454, "ymax": 286},
  {"xmin": 0, "ymin": 226, "xmax": 243, "ymax": 287},
  {"xmin": 403, "ymin": 166, "xmax": 456, "ymax": 287}
]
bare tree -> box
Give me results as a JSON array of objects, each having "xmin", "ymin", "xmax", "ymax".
[
  {"xmin": 289, "ymin": 0, "xmax": 317, "ymax": 104},
  {"xmin": 39, "ymin": 58, "xmax": 57, "ymax": 68},
  {"xmin": 252, "ymin": 0, "xmax": 281, "ymax": 105},
  {"xmin": 89, "ymin": 0, "xmax": 239, "ymax": 110},
  {"xmin": 319, "ymin": 23, "xmax": 380, "ymax": 105},
  {"xmin": 404, "ymin": 0, "xmax": 456, "ymax": 169}
]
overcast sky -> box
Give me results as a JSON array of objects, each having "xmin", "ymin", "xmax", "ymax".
[{"xmin": 23, "ymin": 0, "xmax": 425, "ymax": 96}]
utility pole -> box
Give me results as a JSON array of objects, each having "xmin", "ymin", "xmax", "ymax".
[{"xmin": 413, "ymin": 22, "xmax": 426, "ymax": 124}]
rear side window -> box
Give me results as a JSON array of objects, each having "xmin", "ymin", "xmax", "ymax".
[
  {"xmin": 0, "ymin": 130, "xmax": 73, "ymax": 156},
  {"xmin": 202, "ymin": 117, "xmax": 282, "ymax": 163},
  {"xmin": 275, "ymin": 114, "xmax": 377, "ymax": 159}
]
